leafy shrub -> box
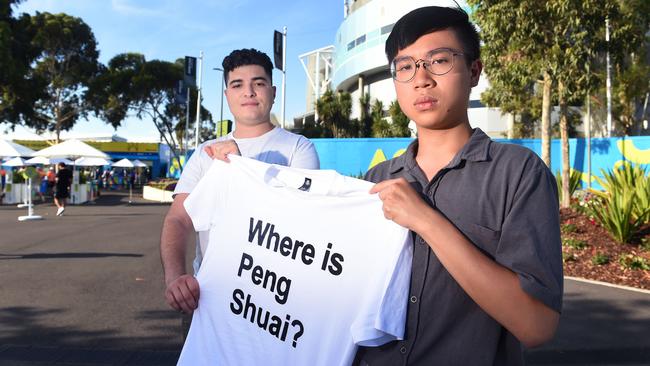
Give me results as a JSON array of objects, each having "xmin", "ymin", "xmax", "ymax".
[
  {"xmin": 555, "ymin": 169, "xmax": 583, "ymax": 203},
  {"xmin": 563, "ymin": 252, "xmax": 577, "ymax": 262},
  {"xmin": 592, "ymin": 164, "xmax": 650, "ymax": 223},
  {"xmin": 641, "ymin": 238, "xmax": 650, "ymax": 252},
  {"xmin": 562, "ymin": 237, "xmax": 588, "ymax": 249},
  {"xmin": 591, "ymin": 252, "xmax": 610, "ymax": 265},
  {"xmin": 618, "ymin": 254, "xmax": 650, "ymax": 270},
  {"xmin": 586, "ymin": 189, "xmax": 646, "ymax": 243},
  {"xmin": 561, "ymin": 223, "xmax": 578, "ymax": 234},
  {"xmin": 586, "ymin": 163, "xmax": 650, "ymax": 243}
]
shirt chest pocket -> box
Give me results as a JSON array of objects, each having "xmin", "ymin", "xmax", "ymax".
[{"xmin": 454, "ymin": 219, "xmax": 501, "ymax": 258}]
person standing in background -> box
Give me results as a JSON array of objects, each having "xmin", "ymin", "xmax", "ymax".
[{"xmin": 54, "ymin": 162, "xmax": 72, "ymax": 216}]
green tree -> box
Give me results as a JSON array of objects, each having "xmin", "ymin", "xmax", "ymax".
[
  {"xmin": 22, "ymin": 12, "xmax": 101, "ymax": 142},
  {"xmin": 0, "ymin": 1, "xmax": 45, "ymax": 127},
  {"xmin": 469, "ymin": 1, "xmax": 556, "ymax": 166},
  {"xmin": 388, "ymin": 100, "xmax": 411, "ymax": 137},
  {"xmin": 607, "ymin": 0, "xmax": 650, "ymax": 135},
  {"xmin": 471, "ymin": 1, "xmax": 615, "ymax": 207},
  {"xmin": 89, "ymin": 53, "xmax": 212, "ymax": 171},
  {"xmin": 358, "ymin": 92, "xmax": 372, "ymax": 137},
  {"xmin": 315, "ymin": 89, "xmax": 352, "ymax": 137},
  {"xmin": 371, "ymin": 99, "xmax": 391, "ymax": 137}
]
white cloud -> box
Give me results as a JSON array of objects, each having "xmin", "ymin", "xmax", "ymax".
[{"xmin": 110, "ymin": 0, "xmax": 166, "ymax": 17}]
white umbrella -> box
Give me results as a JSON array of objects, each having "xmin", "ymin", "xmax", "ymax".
[
  {"xmin": 111, "ymin": 158, "xmax": 138, "ymax": 204},
  {"xmin": 75, "ymin": 157, "xmax": 112, "ymax": 167},
  {"xmin": 0, "ymin": 139, "xmax": 35, "ymax": 158},
  {"xmin": 25, "ymin": 156, "xmax": 74, "ymax": 165},
  {"xmin": 2, "ymin": 157, "xmax": 27, "ymax": 167},
  {"xmin": 31, "ymin": 139, "xmax": 109, "ymax": 159},
  {"xmin": 132, "ymin": 159, "xmax": 148, "ymax": 168},
  {"xmin": 112, "ymin": 158, "xmax": 135, "ymax": 168}
]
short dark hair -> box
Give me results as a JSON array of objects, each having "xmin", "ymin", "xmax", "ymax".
[
  {"xmin": 222, "ymin": 48, "xmax": 274, "ymax": 84},
  {"xmin": 385, "ymin": 6, "xmax": 480, "ymax": 65},
  {"xmin": 58, "ymin": 162, "xmax": 66, "ymax": 168}
]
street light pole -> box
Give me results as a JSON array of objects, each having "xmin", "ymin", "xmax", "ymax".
[{"xmin": 213, "ymin": 67, "xmax": 225, "ymax": 136}]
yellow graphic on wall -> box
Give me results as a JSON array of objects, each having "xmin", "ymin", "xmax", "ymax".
[
  {"xmin": 367, "ymin": 148, "xmax": 408, "ymax": 170},
  {"xmin": 368, "ymin": 149, "xmax": 387, "ymax": 170},
  {"xmin": 393, "ymin": 149, "xmax": 406, "ymax": 158},
  {"xmin": 617, "ymin": 140, "xmax": 650, "ymax": 164}
]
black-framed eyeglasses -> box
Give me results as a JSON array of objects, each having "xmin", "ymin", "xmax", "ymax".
[{"xmin": 390, "ymin": 48, "xmax": 465, "ymax": 83}]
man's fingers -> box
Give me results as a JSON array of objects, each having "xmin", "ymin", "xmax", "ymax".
[
  {"xmin": 186, "ymin": 277, "xmax": 201, "ymax": 300},
  {"xmin": 370, "ymin": 179, "xmax": 397, "ymax": 194},
  {"xmin": 203, "ymin": 146, "xmax": 215, "ymax": 158},
  {"xmin": 165, "ymin": 289, "xmax": 182, "ymax": 312},
  {"xmin": 164, "ymin": 276, "xmax": 200, "ymax": 314}
]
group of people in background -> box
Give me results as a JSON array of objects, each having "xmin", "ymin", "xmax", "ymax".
[{"xmin": 1, "ymin": 163, "xmax": 150, "ymax": 215}]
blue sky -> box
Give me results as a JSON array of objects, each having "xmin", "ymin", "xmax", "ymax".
[{"xmin": 7, "ymin": 0, "xmax": 343, "ymax": 140}]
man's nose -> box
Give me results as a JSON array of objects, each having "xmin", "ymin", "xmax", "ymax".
[
  {"xmin": 244, "ymin": 83, "xmax": 256, "ymax": 97},
  {"xmin": 413, "ymin": 63, "xmax": 436, "ymax": 89}
]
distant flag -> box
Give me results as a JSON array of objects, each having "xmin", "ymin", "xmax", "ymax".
[
  {"xmin": 273, "ymin": 30, "xmax": 284, "ymax": 71},
  {"xmin": 184, "ymin": 56, "xmax": 197, "ymax": 87},
  {"xmin": 174, "ymin": 80, "xmax": 187, "ymax": 105}
]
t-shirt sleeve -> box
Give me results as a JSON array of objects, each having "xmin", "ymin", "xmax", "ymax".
[
  {"xmin": 498, "ymin": 165, "xmax": 563, "ymax": 313},
  {"xmin": 174, "ymin": 143, "xmax": 209, "ymax": 196},
  {"xmin": 350, "ymin": 220, "xmax": 412, "ymax": 346},
  {"xmin": 289, "ymin": 136, "xmax": 320, "ymax": 169},
  {"xmin": 183, "ymin": 160, "xmax": 228, "ymax": 232}
]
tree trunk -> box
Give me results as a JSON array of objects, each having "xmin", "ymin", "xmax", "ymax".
[
  {"xmin": 151, "ymin": 116, "xmax": 183, "ymax": 175},
  {"xmin": 541, "ymin": 71, "xmax": 552, "ymax": 168},
  {"xmin": 558, "ymin": 80, "xmax": 571, "ymax": 209},
  {"xmin": 507, "ymin": 113, "xmax": 515, "ymax": 139},
  {"xmin": 55, "ymin": 108, "xmax": 61, "ymax": 144}
]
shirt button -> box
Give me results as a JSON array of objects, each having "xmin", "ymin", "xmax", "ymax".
[
  {"xmin": 400, "ymin": 346, "xmax": 407, "ymax": 354},
  {"xmin": 418, "ymin": 237, "xmax": 426, "ymax": 245},
  {"xmin": 410, "ymin": 295, "xmax": 418, "ymax": 303}
]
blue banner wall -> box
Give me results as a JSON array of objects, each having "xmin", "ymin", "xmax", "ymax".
[{"xmin": 311, "ymin": 136, "xmax": 650, "ymax": 190}]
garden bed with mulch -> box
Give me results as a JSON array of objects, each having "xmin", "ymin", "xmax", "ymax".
[{"xmin": 560, "ymin": 207, "xmax": 650, "ymax": 290}]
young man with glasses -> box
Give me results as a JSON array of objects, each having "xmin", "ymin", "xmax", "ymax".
[
  {"xmin": 354, "ymin": 6, "xmax": 562, "ymax": 365},
  {"xmin": 160, "ymin": 49, "xmax": 319, "ymax": 318}
]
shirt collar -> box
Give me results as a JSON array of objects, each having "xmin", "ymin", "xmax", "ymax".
[{"xmin": 388, "ymin": 128, "xmax": 491, "ymax": 175}]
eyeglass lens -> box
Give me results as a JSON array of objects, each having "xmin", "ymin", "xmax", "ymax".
[{"xmin": 391, "ymin": 49, "xmax": 457, "ymax": 82}]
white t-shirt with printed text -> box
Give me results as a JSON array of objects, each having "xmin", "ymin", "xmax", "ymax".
[
  {"xmin": 174, "ymin": 127, "xmax": 320, "ymax": 272},
  {"xmin": 178, "ymin": 156, "xmax": 412, "ymax": 366}
]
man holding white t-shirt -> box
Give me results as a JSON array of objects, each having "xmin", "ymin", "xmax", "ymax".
[
  {"xmin": 160, "ymin": 48, "xmax": 319, "ymax": 316},
  {"xmin": 177, "ymin": 156, "xmax": 412, "ymax": 365}
]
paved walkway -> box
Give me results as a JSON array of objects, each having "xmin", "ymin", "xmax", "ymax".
[{"xmin": 1, "ymin": 191, "xmax": 649, "ymax": 365}]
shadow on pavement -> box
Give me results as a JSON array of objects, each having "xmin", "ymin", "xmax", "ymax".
[
  {"xmin": 0, "ymin": 307, "xmax": 181, "ymax": 365},
  {"xmin": 525, "ymin": 285, "xmax": 650, "ymax": 365},
  {"xmin": 0, "ymin": 252, "xmax": 143, "ymax": 260}
]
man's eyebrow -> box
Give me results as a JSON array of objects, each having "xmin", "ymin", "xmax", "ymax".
[
  {"xmin": 252, "ymin": 76, "xmax": 269, "ymax": 83},
  {"xmin": 228, "ymin": 78, "xmax": 242, "ymax": 86}
]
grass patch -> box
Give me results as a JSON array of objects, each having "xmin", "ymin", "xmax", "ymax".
[
  {"xmin": 619, "ymin": 254, "xmax": 650, "ymax": 270},
  {"xmin": 563, "ymin": 237, "xmax": 588, "ymax": 250},
  {"xmin": 591, "ymin": 252, "xmax": 610, "ymax": 265}
]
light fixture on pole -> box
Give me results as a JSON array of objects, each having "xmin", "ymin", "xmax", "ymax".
[{"xmin": 213, "ymin": 67, "xmax": 225, "ymax": 136}]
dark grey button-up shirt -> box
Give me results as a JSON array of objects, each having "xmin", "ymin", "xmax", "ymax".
[{"xmin": 354, "ymin": 129, "xmax": 563, "ymax": 366}]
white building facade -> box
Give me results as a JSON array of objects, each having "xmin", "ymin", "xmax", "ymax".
[{"xmin": 297, "ymin": 0, "xmax": 509, "ymax": 137}]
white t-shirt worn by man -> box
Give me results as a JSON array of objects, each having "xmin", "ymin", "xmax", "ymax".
[
  {"xmin": 178, "ymin": 156, "xmax": 412, "ymax": 366},
  {"xmin": 174, "ymin": 127, "xmax": 320, "ymax": 272}
]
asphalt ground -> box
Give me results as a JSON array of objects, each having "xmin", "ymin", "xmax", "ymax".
[{"xmin": 1, "ymin": 190, "xmax": 649, "ymax": 365}]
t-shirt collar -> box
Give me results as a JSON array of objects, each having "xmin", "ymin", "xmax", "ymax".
[{"xmin": 388, "ymin": 128, "xmax": 491, "ymax": 175}]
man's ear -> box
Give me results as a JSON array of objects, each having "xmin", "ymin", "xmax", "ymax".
[{"xmin": 470, "ymin": 59, "xmax": 482, "ymax": 87}]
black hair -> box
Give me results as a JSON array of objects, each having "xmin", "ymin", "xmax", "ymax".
[
  {"xmin": 385, "ymin": 6, "xmax": 480, "ymax": 65},
  {"xmin": 222, "ymin": 48, "xmax": 274, "ymax": 84},
  {"xmin": 58, "ymin": 162, "xmax": 66, "ymax": 168}
]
